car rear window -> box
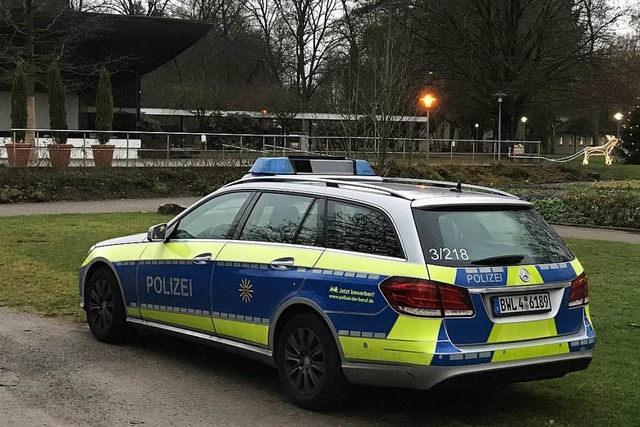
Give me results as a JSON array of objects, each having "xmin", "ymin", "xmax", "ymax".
[{"xmin": 413, "ymin": 206, "xmax": 573, "ymax": 267}]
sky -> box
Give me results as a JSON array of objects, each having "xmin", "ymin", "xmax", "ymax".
[{"xmin": 612, "ymin": 0, "xmax": 638, "ymax": 34}]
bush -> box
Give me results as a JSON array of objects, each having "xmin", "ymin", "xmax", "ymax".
[
  {"xmin": 95, "ymin": 67, "xmax": 113, "ymax": 144},
  {"xmin": 0, "ymin": 167, "xmax": 245, "ymax": 204},
  {"xmin": 48, "ymin": 61, "xmax": 68, "ymax": 144},
  {"xmin": 514, "ymin": 182, "xmax": 640, "ymax": 229},
  {"xmin": 386, "ymin": 162, "xmax": 592, "ymax": 186}
]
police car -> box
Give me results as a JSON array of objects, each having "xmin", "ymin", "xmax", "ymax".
[{"xmin": 79, "ymin": 156, "xmax": 594, "ymax": 409}]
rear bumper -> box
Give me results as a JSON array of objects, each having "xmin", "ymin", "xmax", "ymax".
[{"xmin": 342, "ymin": 350, "xmax": 593, "ymax": 390}]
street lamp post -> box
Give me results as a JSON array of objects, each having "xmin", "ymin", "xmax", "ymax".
[
  {"xmin": 614, "ymin": 112, "xmax": 623, "ymax": 139},
  {"xmin": 473, "ymin": 123, "xmax": 479, "ymax": 163},
  {"xmin": 420, "ymin": 93, "xmax": 437, "ymax": 158},
  {"xmin": 493, "ymin": 91, "xmax": 507, "ymax": 160},
  {"xmin": 521, "ymin": 116, "xmax": 528, "ymax": 140}
]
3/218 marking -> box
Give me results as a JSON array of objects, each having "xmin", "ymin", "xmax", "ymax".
[{"xmin": 429, "ymin": 248, "xmax": 469, "ymax": 261}]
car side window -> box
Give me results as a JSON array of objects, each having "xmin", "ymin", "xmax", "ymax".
[
  {"xmin": 294, "ymin": 199, "xmax": 324, "ymax": 247},
  {"xmin": 239, "ymin": 193, "xmax": 314, "ymax": 243},
  {"xmin": 326, "ymin": 200, "xmax": 404, "ymax": 258},
  {"xmin": 173, "ymin": 192, "xmax": 251, "ymax": 240}
]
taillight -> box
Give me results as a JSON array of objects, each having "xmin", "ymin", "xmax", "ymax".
[
  {"xmin": 379, "ymin": 277, "xmax": 474, "ymax": 317},
  {"xmin": 568, "ymin": 273, "xmax": 589, "ymax": 307}
]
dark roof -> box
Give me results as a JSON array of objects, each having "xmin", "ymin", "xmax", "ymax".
[
  {"xmin": 0, "ymin": 11, "xmax": 212, "ymax": 90},
  {"xmin": 77, "ymin": 13, "xmax": 213, "ymax": 80}
]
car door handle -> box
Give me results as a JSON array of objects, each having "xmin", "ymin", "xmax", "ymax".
[
  {"xmin": 193, "ymin": 253, "xmax": 212, "ymax": 265},
  {"xmin": 270, "ymin": 257, "xmax": 294, "ymax": 270}
]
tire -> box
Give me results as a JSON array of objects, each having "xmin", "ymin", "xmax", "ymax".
[
  {"xmin": 86, "ymin": 267, "xmax": 127, "ymax": 343},
  {"xmin": 276, "ymin": 312, "xmax": 347, "ymax": 410}
]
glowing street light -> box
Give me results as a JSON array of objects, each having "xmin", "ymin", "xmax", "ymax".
[
  {"xmin": 521, "ymin": 116, "xmax": 528, "ymax": 140},
  {"xmin": 614, "ymin": 112, "xmax": 623, "ymax": 138},
  {"xmin": 474, "ymin": 123, "xmax": 479, "ymax": 140},
  {"xmin": 420, "ymin": 94, "xmax": 437, "ymax": 109},
  {"xmin": 420, "ymin": 93, "xmax": 437, "ymax": 157}
]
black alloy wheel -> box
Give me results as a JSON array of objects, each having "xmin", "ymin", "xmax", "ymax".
[
  {"xmin": 283, "ymin": 326, "xmax": 326, "ymax": 396},
  {"xmin": 86, "ymin": 268, "xmax": 127, "ymax": 343},
  {"xmin": 277, "ymin": 313, "xmax": 347, "ymax": 410}
]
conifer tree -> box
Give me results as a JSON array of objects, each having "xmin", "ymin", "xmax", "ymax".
[
  {"xmin": 48, "ymin": 61, "xmax": 68, "ymax": 144},
  {"xmin": 11, "ymin": 61, "xmax": 28, "ymax": 142},
  {"xmin": 95, "ymin": 67, "xmax": 113, "ymax": 144},
  {"xmin": 621, "ymin": 102, "xmax": 640, "ymax": 164}
]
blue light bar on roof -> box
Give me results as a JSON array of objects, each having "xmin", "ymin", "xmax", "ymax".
[
  {"xmin": 247, "ymin": 156, "xmax": 377, "ymax": 176},
  {"xmin": 248, "ymin": 157, "xmax": 296, "ymax": 175},
  {"xmin": 355, "ymin": 159, "xmax": 376, "ymax": 176}
]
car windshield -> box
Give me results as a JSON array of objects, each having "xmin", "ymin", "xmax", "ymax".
[{"xmin": 412, "ymin": 206, "xmax": 573, "ymax": 267}]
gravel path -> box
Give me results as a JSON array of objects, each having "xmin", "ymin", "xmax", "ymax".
[
  {"xmin": 0, "ymin": 306, "xmax": 511, "ymax": 426},
  {"xmin": 0, "ymin": 198, "xmax": 200, "ymax": 217}
]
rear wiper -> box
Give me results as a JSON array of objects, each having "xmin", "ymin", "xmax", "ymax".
[{"xmin": 471, "ymin": 255, "xmax": 525, "ymax": 266}]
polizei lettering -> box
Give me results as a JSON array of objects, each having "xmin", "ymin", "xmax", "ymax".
[
  {"xmin": 466, "ymin": 272, "xmax": 504, "ymax": 284},
  {"xmin": 146, "ymin": 276, "xmax": 193, "ymax": 297}
]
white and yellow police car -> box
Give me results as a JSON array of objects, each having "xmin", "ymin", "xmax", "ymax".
[{"xmin": 79, "ymin": 156, "xmax": 594, "ymax": 409}]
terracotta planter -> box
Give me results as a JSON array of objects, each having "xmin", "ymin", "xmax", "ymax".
[
  {"xmin": 5, "ymin": 143, "xmax": 32, "ymax": 167},
  {"xmin": 92, "ymin": 144, "xmax": 115, "ymax": 167},
  {"xmin": 48, "ymin": 144, "xmax": 73, "ymax": 167}
]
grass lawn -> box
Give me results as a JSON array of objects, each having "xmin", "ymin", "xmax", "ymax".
[
  {"xmin": 0, "ymin": 213, "xmax": 638, "ymax": 424},
  {"xmin": 0, "ymin": 213, "xmax": 171, "ymax": 319},
  {"xmin": 564, "ymin": 156, "xmax": 640, "ymax": 181}
]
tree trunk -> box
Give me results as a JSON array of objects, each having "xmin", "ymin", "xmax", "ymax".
[{"xmin": 25, "ymin": 0, "xmax": 37, "ymax": 160}]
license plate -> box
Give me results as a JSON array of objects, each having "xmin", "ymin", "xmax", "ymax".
[{"xmin": 492, "ymin": 292, "xmax": 551, "ymax": 316}]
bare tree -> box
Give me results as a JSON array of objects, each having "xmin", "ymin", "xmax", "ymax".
[
  {"xmin": 101, "ymin": 0, "xmax": 171, "ymax": 16},
  {"xmin": 271, "ymin": 0, "xmax": 342, "ymax": 106},
  {"xmin": 393, "ymin": 0, "xmax": 626, "ymax": 140},
  {"xmin": 244, "ymin": 0, "xmax": 292, "ymax": 83},
  {"xmin": 332, "ymin": 17, "xmax": 423, "ymax": 166}
]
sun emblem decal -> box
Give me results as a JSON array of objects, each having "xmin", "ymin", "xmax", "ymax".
[{"xmin": 239, "ymin": 278, "xmax": 253, "ymax": 303}]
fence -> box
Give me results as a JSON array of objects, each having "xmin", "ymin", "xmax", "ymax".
[{"xmin": 0, "ymin": 129, "xmax": 542, "ymax": 167}]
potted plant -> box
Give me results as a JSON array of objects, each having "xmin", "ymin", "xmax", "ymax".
[
  {"xmin": 47, "ymin": 61, "xmax": 72, "ymax": 167},
  {"xmin": 6, "ymin": 61, "xmax": 31, "ymax": 167},
  {"xmin": 92, "ymin": 67, "xmax": 115, "ymax": 167}
]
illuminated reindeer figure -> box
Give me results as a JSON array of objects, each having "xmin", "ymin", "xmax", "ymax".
[{"xmin": 582, "ymin": 135, "xmax": 620, "ymax": 166}]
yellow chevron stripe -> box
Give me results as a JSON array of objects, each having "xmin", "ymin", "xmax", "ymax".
[
  {"xmin": 492, "ymin": 342, "xmax": 570, "ymax": 362},
  {"xmin": 315, "ymin": 252, "xmax": 427, "ymax": 278},
  {"xmin": 487, "ymin": 318, "xmax": 557, "ymax": 343},
  {"xmin": 216, "ymin": 242, "xmax": 322, "ymax": 267},
  {"xmin": 214, "ymin": 318, "xmax": 269, "ymax": 345},
  {"xmin": 506, "ymin": 265, "xmax": 544, "ymax": 286},
  {"xmin": 82, "ymin": 243, "xmax": 148, "ymax": 266},
  {"xmin": 139, "ymin": 308, "xmax": 215, "ymax": 333},
  {"xmin": 339, "ymin": 315, "xmax": 441, "ymax": 365},
  {"xmin": 427, "ymin": 265, "xmax": 457, "ymax": 284},
  {"xmin": 570, "ymin": 258, "xmax": 584, "ymax": 276},
  {"xmin": 139, "ymin": 241, "xmax": 226, "ymax": 261},
  {"xmin": 126, "ymin": 307, "xmax": 142, "ymax": 318}
]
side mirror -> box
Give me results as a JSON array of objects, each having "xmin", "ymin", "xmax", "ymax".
[{"xmin": 148, "ymin": 223, "xmax": 168, "ymax": 242}]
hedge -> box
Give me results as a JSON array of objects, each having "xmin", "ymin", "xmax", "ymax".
[
  {"xmin": 0, "ymin": 167, "xmax": 245, "ymax": 204},
  {"xmin": 1, "ymin": 165, "xmax": 637, "ymax": 230},
  {"xmin": 513, "ymin": 182, "xmax": 640, "ymax": 229}
]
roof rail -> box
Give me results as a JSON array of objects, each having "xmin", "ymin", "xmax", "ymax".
[
  {"xmin": 223, "ymin": 175, "xmax": 411, "ymax": 200},
  {"xmin": 382, "ymin": 177, "xmax": 518, "ymax": 199}
]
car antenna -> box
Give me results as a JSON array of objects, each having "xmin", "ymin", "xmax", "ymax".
[{"xmin": 450, "ymin": 182, "xmax": 463, "ymax": 193}]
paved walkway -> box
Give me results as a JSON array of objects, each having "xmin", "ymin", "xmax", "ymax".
[
  {"xmin": 0, "ymin": 197, "xmax": 200, "ymax": 217},
  {"xmin": 1, "ymin": 198, "xmax": 639, "ymax": 244}
]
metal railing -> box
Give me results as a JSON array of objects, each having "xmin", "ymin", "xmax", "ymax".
[{"xmin": 1, "ymin": 129, "xmax": 542, "ymax": 167}]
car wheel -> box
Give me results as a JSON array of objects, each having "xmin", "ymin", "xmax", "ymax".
[
  {"xmin": 276, "ymin": 312, "xmax": 347, "ymax": 410},
  {"xmin": 86, "ymin": 267, "xmax": 127, "ymax": 343}
]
